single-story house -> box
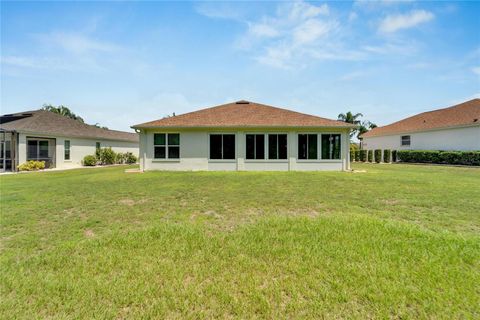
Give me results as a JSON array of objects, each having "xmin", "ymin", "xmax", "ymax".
[
  {"xmin": 0, "ymin": 110, "xmax": 139, "ymax": 172},
  {"xmin": 131, "ymin": 100, "xmax": 355, "ymax": 171},
  {"xmin": 361, "ymin": 99, "xmax": 480, "ymax": 151}
]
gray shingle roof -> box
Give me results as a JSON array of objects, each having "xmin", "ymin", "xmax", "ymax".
[{"xmin": 1, "ymin": 110, "xmax": 138, "ymax": 143}]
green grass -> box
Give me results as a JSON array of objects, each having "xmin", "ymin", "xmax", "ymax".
[{"xmin": 1, "ymin": 163, "xmax": 479, "ymax": 319}]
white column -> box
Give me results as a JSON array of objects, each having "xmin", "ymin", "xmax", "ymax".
[
  {"xmin": 236, "ymin": 131, "xmax": 245, "ymax": 171},
  {"xmin": 288, "ymin": 131, "xmax": 296, "ymax": 171}
]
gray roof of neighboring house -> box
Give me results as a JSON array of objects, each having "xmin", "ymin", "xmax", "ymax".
[{"xmin": 0, "ymin": 110, "xmax": 138, "ymax": 143}]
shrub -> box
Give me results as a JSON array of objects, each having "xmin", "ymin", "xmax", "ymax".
[
  {"xmin": 367, "ymin": 150, "xmax": 373, "ymax": 162},
  {"xmin": 383, "ymin": 149, "xmax": 391, "ymax": 163},
  {"xmin": 354, "ymin": 150, "xmax": 360, "ymax": 162},
  {"xmin": 115, "ymin": 153, "xmax": 125, "ymax": 164},
  {"xmin": 349, "ymin": 151, "xmax": 354, "ymax": 162},
  {"xmin": 124, "ymin": 152, "xmax": 137, "ymax": 164},
  {"xmin": 374, "ymin": 149, "xmax": 382, "ymax": 163},
  {"xmin": 392, "ymin": 150, "xmax": 397, "ymax": 162},
  {"xmin": 82, "ymin": 155, "xmax": 97, "ymax": 166},
  {"xmin": 360, "ymin": 150, "xmax": 367, "ymax": 162},
  {"xmin": 17, "ymin": 160, "xmax": 45, "ymax": 171},
  {"xmin": 397, "ymin": 150, "xmax": 480, "ymax": 166},
  {"xmin": 98, "ymin": 147, "xmax": 116, "ymax": 165}
]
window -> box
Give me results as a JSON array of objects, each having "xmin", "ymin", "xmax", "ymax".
[
  {"xmin": 298, "ymin": 134, "xmax": 318, "ymax": 160},
  {"xmin": 27, "ymin": 139, "xmax": 51, "ymax": 160},
  {"xmin": 401, "ymin": 135, "xmax": 411, "ymax": 146},
  {"xmin": 154, "ymin": 133, "xmax": 180, "ymax": 159},
  {"xmin": 210, "ymin": 134, "xmax": 235, "ymax": 160},
  {"xmin": 246, "ymin": 134, "xmax": 265, "ymax": 160},
  {"xmin": 64, "ymin": 140, "xmax": 70, "ymax": 160},
  {"xmin": 96, "ymin": 142, "xmax": 101, "ymax": 150},
  {"xmin": 268, "ymin": 134, "xmax": 287, "ymax": 160},
  {"xmin": 321, "ymin": 134, "xmax": 341, "ymax": 159}
]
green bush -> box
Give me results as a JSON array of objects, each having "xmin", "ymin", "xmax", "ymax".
[
  {"xmin": 360, "ymin": 150, "xmax": 367, "ymax": 162},
  {"xmin": 397, "ymin": 150, "xmax": 480, "ymax": 166},
  {"xmin": 124, "ymin": 152, "xmax": 137, "ymax": 164},
  {"xmin": 82, "ymin": 155, "xmax": 97, "ymax": 166},
  {"xmin": 374, "ymin": 149, "xmax": 382, "ymax": 163},
  {"xmin": 392, "ymin": 150, "xmax": 397, "ymax": 162},
  {"xmin": 115, "ymin": 153, "xmax": 125, "ymax": 164},
  {"xmin": 354, "ymin": 150, "xmax": 360, "ymax": 162},
  {"xmin": 383, "ymin": 149, "xmax": 391, "ymax": 163},
  {"xmin": 349, "ymin": 151, "xmax": 354, "ymax": 162},
  {"xmin": 98, "ymin": 147, "xmax": 116, "ymax": 165},
  {"xmin": 17, "ymin": 160, "xmax": 45, "ymax": 171},
  {"xmin": 367, "ymin": 150, "xmax": 373, "ymax": 162}
]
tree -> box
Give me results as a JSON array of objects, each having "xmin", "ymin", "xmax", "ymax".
[
  {"xmin": 42, "ymin": 104, "xmax": 84, "ymax": 123},
  {"xmin": 337, "ymin": 111, "xmax": 376, "ymax": 140}
]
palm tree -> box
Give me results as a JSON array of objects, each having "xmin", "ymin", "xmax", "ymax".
[
  {"xmin": 42, "ymin": 104, "xmax": 84, "ymax": 123},
  {"xmin": 338, "ymin": 112, "xmax": 364, "ymax": 138}
]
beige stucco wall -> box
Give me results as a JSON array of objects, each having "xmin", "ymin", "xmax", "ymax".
[
  {"xmin": 363, "ymin": 126, "xmax": 480, "ymax": 151},
  {"xmin": 17, "ymin": 132, "xmax": 139, "ymax": 169},
  {"xmin": 139, "ymin": 128, "xmax": 350, "ymax": 171}
]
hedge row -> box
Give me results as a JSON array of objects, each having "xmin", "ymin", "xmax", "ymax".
[
  {"xmin": 351, "ymin": 149, "xmax": 480, "ymax": 166},
  {"xmin": 397, "ymin": 150, "xmax": 480, "ymax": 166}
]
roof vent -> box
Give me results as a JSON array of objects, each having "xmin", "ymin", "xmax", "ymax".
[{"xmin": 235, "ymin": 100, "xmax": 250, "ymax": 104}]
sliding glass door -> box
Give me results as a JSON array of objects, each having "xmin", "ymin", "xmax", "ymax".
[{"xmin": 26, "ymin": 138, "xmax": 56, "ymax": 168}]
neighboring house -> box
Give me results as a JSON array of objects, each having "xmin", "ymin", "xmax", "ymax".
[
  {"xmin": 0, "ymin": 110, "xmax": 139, "ymax": 172},
  {"xmin": 361, "ymin": 99, "xmax": 480, "ymax": 151},
  {"xmin": 131, "ymin": 100, "xmax": 355, "ymax": 171}
]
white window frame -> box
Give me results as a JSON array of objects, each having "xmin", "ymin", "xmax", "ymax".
[
  {"xmin": 64, "ymin": 140, "xmax": 71, "ymax": 161},
  {"xmin": 245, "ymin": 133, "xmax": 266, "ymax": 161},
  {"xmin": 401, "ymin": 135, "xmax": 411, "ymax": 146},
  {"xmin": 153, "ymin": 133, "xmax": 180, "ymax": 161},
  {"xmin": 208, "ymin": 133, "xmax": 237, "ymax": 162},
  {"xmin": 267, "ymin": 133, "xmax": 289, "ymax": 161},
  {"xmin": 297, "ymin": 133, "xmax": 319, "ymax": 161}
]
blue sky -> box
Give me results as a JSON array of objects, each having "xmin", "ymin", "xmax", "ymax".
[{"xmin": 1, "ymin": 1, "xmax": 479, "ymax": 132}]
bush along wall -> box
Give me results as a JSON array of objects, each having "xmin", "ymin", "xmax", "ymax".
[
  {"xmin": 374, "ymin": 149, "xmax": 382, "ymax": 163},
  {"xmin": 82, "ymin": 148, "xmax": 138, "ymax": 167},
  {"xmin": 367, "ymin": 150, "xmax": 373, "ymax": 162},
  {"xmin": 350, "ymin": 151, "xmax": 355, "ymax": 162},
  {"xmin": 355, "ymin": 150, "xmax": 360, "ymax": 162},
  {"xmin": 392, "ymin": 150, "xmax": 397, "ymax": 162},
  {"xmin": 383, "ymin": 149, "xmax": 391, "ymax": 163},
  {"xmin": 397, "ymin": 150, "xmax": 480, "ymax": 166},
  {"xmin": 360, "ymin": 150, "xmax": 367, "ymax": 162}
]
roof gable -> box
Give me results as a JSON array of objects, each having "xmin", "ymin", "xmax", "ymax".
[
  {"xmin": 1, "ymin": 110, "xmax": 138, "ymax": 143},
  {"xmin": 132, "ymin": 100, "xmax": 354, "ymax": 129},
  {"xmin": 362, "ymin": 99, "xmax": 480, "ymax": 138}
]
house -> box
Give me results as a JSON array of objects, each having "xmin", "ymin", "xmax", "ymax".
[
  {"xmin": 131, "ymin": 100, "xmax": 355, "ymax": 171},
  {"xmin": 0, "ymin": 110, "xmax": 139, "ymax": 172},
  {"xmin": 361, "ymin": 99, "xmax": 480, "ymax": 151}
]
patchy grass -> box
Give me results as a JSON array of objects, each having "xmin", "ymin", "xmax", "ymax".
[{"xmin": 1, "ymin": 163, "xmax": 479, "ymax": 318}]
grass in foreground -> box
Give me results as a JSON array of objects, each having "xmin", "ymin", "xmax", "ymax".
[{"xmin": 1, "ymin": 164, "xmax": 479, "ymax": 318}]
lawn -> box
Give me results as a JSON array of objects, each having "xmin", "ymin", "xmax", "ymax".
[{"xmin": 1, "ymin": 163, "xmax": 479, "ymax": 319}]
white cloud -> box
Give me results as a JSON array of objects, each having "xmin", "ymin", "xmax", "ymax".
[
  {"xmin": 293, "ymin": 19, "xmax": 335, "ymax": 45},
  {"xmin": 348, "ymin": 12, "xmax": 358, "ymax": 22},
  {"xmin": 472, "ymin": 67, "xmax": 480, "ymax": 75},
  {"xmin": 379, "ymin": 10, "xmax": 434, "ymax": 33},
  {"xmin": 248, "ymin": 22, "xmax": 280, "ymax": 38},
  {"xmin": 34, "ymin": 32, "xmax": 120, "ymax": 55},
  {"xmin": 340, "ymin": 71, "xmax": 367, "ymax": 81}
]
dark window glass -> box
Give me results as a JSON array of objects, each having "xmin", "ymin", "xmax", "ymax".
[
  {"xmin": 223, "ymin": 134, "xmax": 235, "ymax": 159},
  {"xmin": 168, "ymin": 134, "xmax": 180, "ymax": 146},
  {"xmin": 278, "ymin": 134, "xmax": 287, "ymax": 159},
  {"xmin": 96, "ymin": 142, "xmax": 101, "ymax": 150},
  {"xmin": 246, "ymin": 134, "xmax": 255, "ymax": 159},
  {"xmin": 27, "ymin": 140, "xmax": 37, "ymax": 159},
  {"xmin": 268, "ymin": 135, "xmax": 277, "ymax": 159},
  {"xmin": 168, "ymin": 146, "xmax": 179, "ymax": 159},
  {"xmin": 246, "ymin": 134, "xmax": 265, "ymax": 160},
  {"xmin": 401, "ymin": 135, "xmax": 411, "ymax": 146},
  {"xmin": 321, "ymin": 134, "xmax": 341, "ymax": 159},
  {"xmin": 255, "ymin": 134, "xmax": 265, "ymax": 159},
  {"xmin": 154, "ymin": 146, "xmax": 166, "ymax": 159},
  {"xmin": 64, "ymin": 140, "xmax": 70, "ymax": 160},
  {"xmin": 298, "ymin": 134, "xmax": 307, "ymax": 159},
  {"xmin": 210, "ymin": 135, "xmax": 222, "ymax": 159},
  {"xmin": 39, "ymin": 141, "xmax": 49, "ymax": 158},
  {"xmin": 308, "ymin": 134, "xmax": 317, "ymax": 159},
  {"xmin": 154, "ymin": 133, "xmax": 166, "ymax": 145},
  {"xmin": 268, "ymin": 134, "xmax": 287, "ymax": 159}
]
